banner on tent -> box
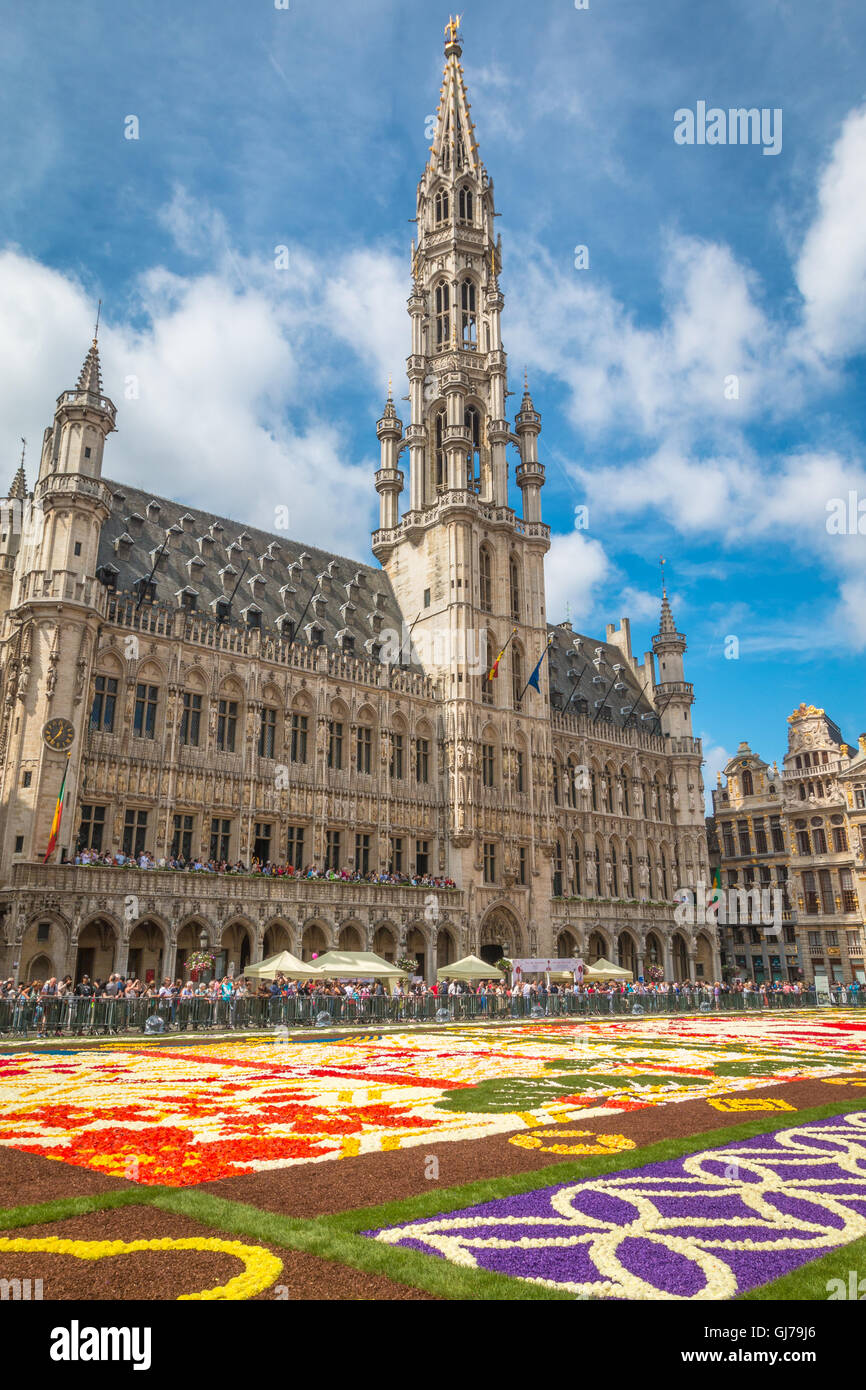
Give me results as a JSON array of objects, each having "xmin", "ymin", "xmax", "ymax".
[{"xmin": 512, "ymin": 958, "xmax": 584, "ymax": 978}]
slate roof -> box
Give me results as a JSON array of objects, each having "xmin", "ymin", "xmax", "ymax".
[
  {"xmin": 97, "ymin": 481, "xmax": 661, "ymax": 729},
  {"xmin": 546, "ymin": 624, "xmax": 661, "ymax": 733},
  {"xmin": 98, "ymin": 479, "xmax": 419, "ymax": 667}
]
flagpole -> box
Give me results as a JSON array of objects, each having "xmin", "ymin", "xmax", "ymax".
[
  {"xmin": 516, "ymin": 633, "xmax": 553, "ymax": 703},
  {"xmin": 487, "ymin": 625, "xmax": 518, "ymax": 679}
]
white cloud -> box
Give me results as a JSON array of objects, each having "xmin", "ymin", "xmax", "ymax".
[
  {"xmin": 796, "ymin": 104, "xmax": 866, "ymax": 358},
  {"xmin": 544, "ymin": 530, "xmax": 610, "ymax": 630},
  {"xmin": 0, "ymin": 205, "xmax": 412, "ymax": 559}
]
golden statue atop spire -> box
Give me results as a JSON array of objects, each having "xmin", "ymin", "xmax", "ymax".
[{"xmin": 445, "ymin": 14, "xmax": 461, "ymax": 45}]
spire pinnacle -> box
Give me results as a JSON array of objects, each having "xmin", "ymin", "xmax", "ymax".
[
  {"xmin": 428, "ymin": 16, "xmax": 482, "ymax": 180},
  {"xmin": 656, "ymin": 558, "xmax": 680, "ymax": 638},
  {"xmin": 9, "ymin": 438, "xmax": 27, "ymax": 502},
  {"xmin": 76, "ymin": 335, "xmax": 104, "ymax": 400}
]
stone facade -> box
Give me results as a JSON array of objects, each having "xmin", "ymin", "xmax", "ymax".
[
  {"xmin": 0, "ymin": 24, "xmax": 713, "ymax": 986},
  {"xmin": 710, "ymin": 708, "xmax": 866, "ymax": 985}
]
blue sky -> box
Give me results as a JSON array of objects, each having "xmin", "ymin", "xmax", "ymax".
[{"xmin": 1, "ymin": 0, "xmax": 865, "ymax": 797}]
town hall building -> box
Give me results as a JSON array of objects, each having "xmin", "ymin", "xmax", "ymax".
[{"xmin": 0, "ymin": 22, "xmax": 712, "ymax": 986}]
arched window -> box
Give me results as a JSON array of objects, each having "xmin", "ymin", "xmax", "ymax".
[
  {"xmin": 461, "ymin": 277, "xmax": 477, "ymax": 347},
  {"xmin": 641, "ymin": 780, "xmax": 649, "ymax": 818},
  {"xmin": 509, "ymin": 557, "xmax": 520, "ymax": 620},
  {"xmin": 591, "ymin": 767, "xmax": 598, "ymax": 812},
  {"xmin": 552, "ymin": 760, "xmax": 560, "ymax": 805},
  {"xmin": 482, "ymin": 633, "xmax": 495, "ymax": 705},
  {"xmin": 605, "ymin": 766, "xmax": 615, "ymax": 813},
  {"xmin": 610, "ymin": 844, "xmax": 619, "ymax": 897},
  {"xmin": 435, "ymin": 282, "xmax": 450, "ymax": 347},
  {"xmin": 464, "ymin": 404, "xmax": 481, "ymax": 488},
  {"xmin": 661, "ymin": 851, "xmax": 669, "ymax": 898},
  {"xmin": 512, "ymin": 644, "xmax": 523, "ymax": 711},
  {"xmin": 572, "ymin": 838, "xmax": 582, "ymax": 895},
  {"xmin": 433, "ymin": 409, "xmax": 446, "ymax": 490},
  {"xmin": 621, "ymin": 769, "xmax": 630, "ymax": 815},
  {"xmin": 626, "ymin": 845, "xmax": 635, "ymax": 897},
  {"xmin": 479, "ymin": 545, "xmax": 492, "ymax": 613},
  {"xmin": 434, "ymin": 188, "xmax": 449, "ymax": 224},
  {"xmin": 742, "ymin": 769, "xmax": 754, "ymax": 796},
  {"xmin": 553, "ymin": 840, "xmax": 563, "ymax": 897},
  {"xmin": 458, "ymin": 184, "xmax": 473, "ymax": 221}
]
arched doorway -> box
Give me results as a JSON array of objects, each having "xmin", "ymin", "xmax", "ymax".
[
  {"xmin": 219, "ymin": 922, "xmax": 252, "ymax": 978},
  {"xmin": 406, "ymin": 927, "xmax": 426, "ymax": 976},
  {"xmin": 338, "ymin": 923, "xmax": 363, "ymax": 952},
  {"xmin": 263, "ymin": 921, "xmax": 292, "ymax": 958},
  {"xmin": 127, "ymin": 920, "xmax": 166, "ymax": 985},
  {"xmin": 20, "ymin": 916, "xmax": 68, "ymax": 984},
  {"xmin": 556, "ymin": 929, "xmax": 578, "ymax": 957},
  {"xmin": 645, "ymin": 932, "xmax": 664, "ymax": 977},
  {"xmin": 373, "ymin": 924, "xmax": 396, "ymax": 963},
  {"xmin": 671, "ymin": 932, "xmax": 690, "ymax": 980},
  {"xmin": 436, "ymin": 927, "xmax": 455, "ymax": 973},
  {"xmin": 695, "ymin": 932, "xmax": 714, "ymax": 981},
  {"xmin": 24, "ymin": 953, "xmax": 52, "ymax": 983},
  {"xmin": 176, "ymin": 921, "xmax": 210, "ymax": 981},
  {"xmin": 74, "ymin": 919, "xmax": 117, "ymax": 986},
  {"xmin": 587, "ymin": 930, "xmax": 608, "ymax": 963},
  {"xmin": 618, "ymin": 931, "xmax": 637, "ymax": 976},
  {"xmin": 302, "ymin": 923, "xmax": 328, "ymax": 961},
  {"xmin": 480, "ymin": 904, "xmax": 521, "ymax": 966}
]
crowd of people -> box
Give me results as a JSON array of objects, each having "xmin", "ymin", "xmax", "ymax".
[
  {"xmin": 69, "ymin": 847, "xmax": 457, "ymax": 888},
  {"xmin": 1, "ymin": 970, "xmax": 860, "ymax": 1038}
]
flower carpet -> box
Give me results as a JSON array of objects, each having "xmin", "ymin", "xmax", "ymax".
[
  {"xmin": 0, "ymin": 1011, "xmax": 865, "ymax": 1300},
  {"xmin": 367, "ymin": 1111, "xmax": 866, "ymax": 1299},
  {"xmin": 1, "ymin": 1013, "xmax": 864, "ymax": 1186}
]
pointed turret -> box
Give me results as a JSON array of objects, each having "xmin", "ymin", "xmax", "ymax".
[
  {"xmin": 515, "ymin": 372, "xmax": 545, "ymax": 523},
  {"xmin": 652, "ymin": 573, "xmax": 693, "ymax": 740},
  {"xmin": 75, "ymin": 337, "xmax": 104, "ymax": 402},
  {"xmin": 8, "ymin": 440, "xmax": 27, "ymax": 502},
  {"xmin": 375, "ymin": 378, "xmax": 404, "ymax": 532}
]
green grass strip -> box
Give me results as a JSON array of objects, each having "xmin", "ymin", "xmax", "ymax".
[
  {"xmin": 2, "ymin": 1099, "xmax": 863, "ymax": 1301},
  {"xmin": 739, "ymin": 1234, "xmax": 866, "ymax": 1302},
  {"xmin": 0, "ymin": 1185, "xmax": 146, "ymax": 1229},
  {"xmin": 148, "ymin": 1187, "xmax": 568, "ymax": 1300},
  {"xmin": 318, "ymin": 1099, "xmax": 866, "ymax": 1234}
]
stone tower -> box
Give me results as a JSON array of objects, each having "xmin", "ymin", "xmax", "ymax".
[
  {"xmin": 0, "ymin": 335, "xmax": 116, "ymax": 874},
  {"xmin": 372, "ymin": 18, "xmax": 554, "ymax": 905},
  {"xmin": 651, "ymin": 583, "xmax": 706, "ymax": 881}
]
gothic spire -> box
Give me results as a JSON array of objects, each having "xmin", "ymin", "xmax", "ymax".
[
  {"xmin": 9, "ymin": 439, "xmax": 27, "ymax": 501},
  {"xmin": 427, "ymin": 16, "xmax": 484, "ymax": 183},
  {"xmin": 76, "ymin": 338, "xmax": 104, "ymax": 401}
]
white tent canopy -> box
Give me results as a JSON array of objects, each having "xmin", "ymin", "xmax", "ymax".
[
  {"xmin": 437, "ymin": 954, "xmax": 504, "ymax": 981},
  {"xmin": 310, "ymin": 950, "xmax": 409, "ymax": 979},
  {"xmin": 243, "ymin": 951, "xmax": 325, "ymax": 980},
  {"xmin": 583, "ymin": 956, "xmax": 634, "ymax": 982}
]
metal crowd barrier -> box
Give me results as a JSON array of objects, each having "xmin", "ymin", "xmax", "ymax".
[{"xmin": 0, "ymin": 986, "xmax": 862, "ymax": 1037}]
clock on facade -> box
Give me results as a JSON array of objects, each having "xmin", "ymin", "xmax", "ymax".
[{"xmin": 42, "ymin": 718, "xmax": 75, "ymax": 752}]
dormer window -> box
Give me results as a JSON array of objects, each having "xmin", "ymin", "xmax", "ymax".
[
  {"xmin": 134, "ymin": 577, "xmax": 156, "ymax": 604},
  {"xmin": 215, "ymin": 598, "xmax": 231, "ymax": 623},
  {"xmin": 276, "ymin": 615, "xmax": 295, "ymax": 641},
  {"xmin": 177, "ymin": 588, "xmax": 197, "ymax": 613},
  {"xmin": 309, "ymin": 625, "xmax": 324, "ymax": 647},
  {"xmin": 243, "ymin": 606, "xmax": 262, "ymax": 630}
]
